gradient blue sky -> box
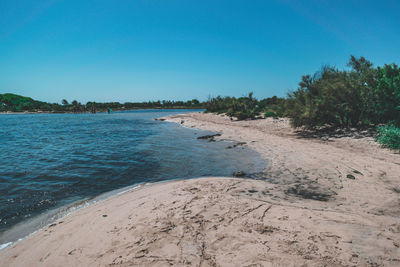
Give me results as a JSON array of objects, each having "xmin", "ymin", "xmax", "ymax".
[{"xmin": 1, "ymin": 0, "xmax": 399, "ymax": 103}]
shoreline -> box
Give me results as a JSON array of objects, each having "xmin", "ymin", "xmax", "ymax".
[
  {"xmin": 0, "ymin": 176, "xmax": 199, "ymax": 251},
  {"xmin": 0, "ymin": 111, "xmax": 262, "ymax": 251},
  {"xmin": 1, "ymin": 112, "xmax": 399, "ymax": 266},
  {"xmin": 0, "ymin": 177, "xmax": 275, "ymax": 266},
  {"xmin": 0, "ymin": 182, "xmax": 145, "ymax": 251}
]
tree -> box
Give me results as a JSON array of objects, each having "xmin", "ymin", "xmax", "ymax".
[
  {"xmin": 285, "ymin": 60, "xmax": 372, "ymax": 127},
  {"xmin": 347, "ymin": 55, "xmax": 373, "ymax": 73},
  {"xmin": 374, "ymin": 64, "xmax": 400, "ymax": 125},
  {"xmin": 285, "ymin": 55, "xmax": 400, "ymax": 128},
  {"xmin": 71, "ymin": 100, "xmax": 82, "ymax": 113},
  {"xmin": 62, "ymin": 99, "xmax": 69, "ymax": 105},
  {"xmin": 205, "ymin": 92, "xmax": 260, "ymax": 120}
]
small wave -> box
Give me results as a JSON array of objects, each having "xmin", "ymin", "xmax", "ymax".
[
  {"xmin": 0, "ymin": 183, "xmax": 143, "ymax": 249},
  {"xmin": 0, "ymin": 242, "xmax": 12, "ymax": 251}
]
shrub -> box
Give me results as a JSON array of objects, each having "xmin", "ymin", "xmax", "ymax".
[
  {"xmin": 206, "ymin": 93, "xmax": 260, "ymax": 120},
  {"xmin": 285, "ymin": 56, "xmax": 400, "ymax": 128},
  {"xmin": 376, "ymin": 124, "xmax": 400, "ymax": 149},
  {"xmin": 374, "ymin": 64, "xmax": 400, "ymax": 125},
  {"xmin": 264, "ymin": 111, "xmax": 277, "ymax": 118}
]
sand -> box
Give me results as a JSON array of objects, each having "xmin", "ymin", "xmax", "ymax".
[{"xmin": 1, "ymin": 112, "xmax": 400, "ymax": 266}]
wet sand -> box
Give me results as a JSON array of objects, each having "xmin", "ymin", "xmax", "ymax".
[{"xmin": 1, "ymin": 112, "xmax": 400, "ymax": 266}]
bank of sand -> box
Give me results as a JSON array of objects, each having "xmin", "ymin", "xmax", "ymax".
[{"xmin": 1, "ymin": 112, "xmax": 400, "ymax": 266}]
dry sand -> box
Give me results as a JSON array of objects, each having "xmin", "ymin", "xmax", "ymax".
[{"xmin": 1, "ymin": 112, "xmax": 400, "ymax": 266}]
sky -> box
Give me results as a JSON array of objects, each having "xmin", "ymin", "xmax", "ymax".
[{"xmin": 1, "ymin": 0, "xmax": 400, "ymax": 103}]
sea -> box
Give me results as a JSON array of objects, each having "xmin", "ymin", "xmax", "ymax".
[{"xmin": 0, "ymin": 109, "xmax": 265, "ymax": 249}]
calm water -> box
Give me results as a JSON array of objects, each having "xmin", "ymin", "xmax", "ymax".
[{"xmin": 0, "ymin": 109, "xmax": 264, "ymax": 246}]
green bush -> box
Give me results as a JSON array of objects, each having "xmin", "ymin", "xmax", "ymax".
[
  {"xmin": 205, "ymin": 93, "xmax": 287, "ymax": 120},
  {"xmin": 374, "ymin": 64, "xmax": 400, "ymax": 125},
  {"xmin": 285, "ymin": 56, "xmax": 400, "ymax": 128},
  {"xmin": 206, "ymin": 93, "xmax": 260, "ymax": 120},
  {"xmin": 376, "ymin": 124, "xmax": 400, "ymax": 149},
  {"xmin": 264, "ymin": 111, "xmax": 277, "ymax": 118}
]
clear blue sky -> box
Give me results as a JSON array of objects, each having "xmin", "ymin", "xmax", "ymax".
[{"xmin": 1, "ymin": 0, "xmax": 399, "ymax": 103}]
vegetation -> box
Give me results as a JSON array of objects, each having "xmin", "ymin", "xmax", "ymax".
[
  {"xmin": 283, "ymin": 55, "xmax": 400, "ymax": 149},
  {"xmin": 206, "ymin": 56, "xmax": 399, "ymax": 127},
  {"xmin": 0, "ymin": 93, "xmax": 60, "ymax": 112},
  {"xmin": 205, "ymin": 93, "xmax": 286, "ymax": 120},
  {"xmin": 376, "ymin": 124, "xmax": 400, "ymax": 150},
  {"xmin": 0, "ymin": 94, "xmax": 204, "ymax": 113},
  {"xmin": 264, "ymin": 111, "xmax": 277, "ymax": 118},
  {"xmin": 260, "ymin": 96, "xmax": 286, "ymax": 118},
  {"xmin": 205, "ymin": 55, "xmax": 400, "ymax": 149},
  {"xmin": 205, "ymin": 93, "xmax": 258, "ymax": 120},
  {"xmin": 285, "ymin": 56, "xmax": 400, "ymax": 128}
]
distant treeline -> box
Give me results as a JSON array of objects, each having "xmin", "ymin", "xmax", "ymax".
[
  {"xmin": 205, "ymin": 56, "xmax": 400, "ymax": 149},
  {"xmin": 0, "ymin": 94, "xmax": 203, "ymax": 113}
]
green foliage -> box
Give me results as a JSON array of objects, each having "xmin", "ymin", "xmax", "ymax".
[
  {"xmin": 205, "ymin": 93, "xmax": 260, "ymax": 120},
  {"xmin": 264, "ymin": 111, "xmax": 277, "ymax": 118},
  {"xmin": 0, "ymin": 93, "xmax": 205, "ymax": 113},
  {"xmin": 259, "ymin": 96, "xmax": 286, "ymax": 117},
  {"xmin": 374, "ymin": 64, "xmax": 400, "ymax": 125},
  {"xmin": 0, "ymin": 93, "xmax": 48, "ymax": 112},
  {"xmin": 205, "ymin": 93, "xmax": 286, "ymax": 120},
  {"xmin": 285, "ymin": 56, "xmax": 400, "ymax": 128},
  {"xmin": 286, "ymin": 66, "xmax": 366, "ymax": 127},
  {"xmin": 376, "ymin": 124, "xmax": 400, "ymax": 149}
]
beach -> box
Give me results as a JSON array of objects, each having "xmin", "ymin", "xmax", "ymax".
[{"xmin": 1, "ymin": 112, "xmax": 400, "ymax": 266}]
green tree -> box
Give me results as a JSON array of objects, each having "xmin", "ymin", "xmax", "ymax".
[{"xmin": 374, "ymin": 64, "xmax": 400, "ymax": 125}]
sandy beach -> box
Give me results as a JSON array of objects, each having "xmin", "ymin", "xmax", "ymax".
[{"xmin": 1, "ymin": 112, "xmax": 400, "ymax": 266}]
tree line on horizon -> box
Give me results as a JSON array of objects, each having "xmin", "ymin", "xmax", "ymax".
[
  {"xmin": 0, "ymin": 94, "xmax": 203, "ymax": 113},
  {"xmin": 63, "ymin": 99, "xmax": 203, "ymax": 113}
]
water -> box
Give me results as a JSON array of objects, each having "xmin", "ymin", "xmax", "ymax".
[{"xmin": 0, "ymin": 109, "xmax": 265, "ymax": 246}]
